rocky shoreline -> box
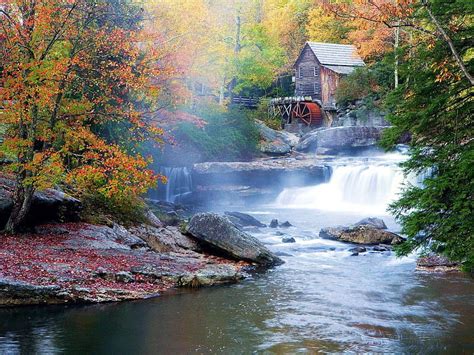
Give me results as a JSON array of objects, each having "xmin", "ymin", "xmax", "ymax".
[{"xmin": 0, "ymin": 207, "xmax": 285, "ymax": 307}]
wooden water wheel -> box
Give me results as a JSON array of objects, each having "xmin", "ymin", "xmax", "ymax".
[{"xmin": 291, "ymin": 102, "xmax": 323, "ymax": 126}]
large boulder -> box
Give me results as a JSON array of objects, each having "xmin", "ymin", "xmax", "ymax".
[
  {"xmin": 187, "ymin": 213, "xmax": 283, "ymax": 266},
  {"xmin": 0, "ymin": 176, "xmax": 82, "ymax": 228},
  {"xmin": 256, "ymin": 120, "xmax": 299, "ymax": 156},
  {"xmin": 319, "ymin": 225, "xmax": 403, "ymax": 245},
  {"xmin": 224, "ymin": 211, "xmax": 266, "ymax": 228},
  {"xmin": 296, "ymin": 126, "xmax": 386, "ymax": 154}
]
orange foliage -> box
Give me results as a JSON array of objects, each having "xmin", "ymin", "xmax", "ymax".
[
  {"xmin": 323, "ymin": 0, "xmax": 417, "ymax": 60},
  {"xmin": 0, "ymin": 0, "xmax": 166, "ymax": 209}
]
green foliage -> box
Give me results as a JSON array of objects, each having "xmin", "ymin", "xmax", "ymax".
[
  {"xmin": 174, "ymin": 104, "xmax": 260, "ymax": 162},
  {"xmin": 233, "ymin": 24, "xmax": 286, "ymax": 94},
  {"xmin": 80, "ymin": 192, "xmax": 147, "ymax": 227},
  {"xmin": 335, "ymin": 60, "xmax": 394, "ymax": 108},
  {"xmin": 247, "ymin": 99, "xmax": 282, "ymax": 130},
  {"xmin": 381, "ymin": 1, "xmax": 474, "ymax": 272}
]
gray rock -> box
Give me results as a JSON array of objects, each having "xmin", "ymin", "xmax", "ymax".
[
  {"xmin": 349, "ymin": 246, "xmax": 367, "ymax": 253},
  {"xmin": 129, "ymin": 225, "xmax": 200, "ymax": 253},
  {"xmin": 274, "ymin": 251, "xmax": 293, "ymax": 257},
  {"xmin": 280, "ymin": 221, "xmax": 293, "ymax": 228},
  {"xmin": 416, "ymin": 254, "xmax": 461, "ymax": 272},
  {"xmin": 145, "ymin": 210, "xmax": 164, "ymax": 228},
  {"xmin": 35, "ymin": 225, "xmax": 70, "ymax": 235},
  {"xmin": 187, "ymin": 213, "xmax": 283, "ymax": 266},
  {"xmin": 269, "ymin": 219, "xmax": 279, "ymax": 228},
  {"xmin": 256, "ymin": 120, "xmax": 299, "ymax": 156},
  {"xmin": 320, "ymin": 225, "xmax": 404, "ymax": 245},
  {"xmin": 296, "ymin": 126, "xmax": 386, "ymax": 153},
  {"xmin": 372, "ymin": 245, "xmax": 390, "ymax": 252},
  {"xmin": 0, "ymin": 279, "xmax": 63, "ymax": 306},
  {"xmin": 0, "ymin": 176, "xmax": 82, "ymax": 228},
  {"xmin": 110, "ymin": 224, "xmax": 149, "ymax": 249},
  {"xmin": 224, "ymin": 211, "xmax": 266, "ymax": 228},
  {"xmin": 354, "ymin": 217, "xmax": 387, "ymax": 230},
  {"xmin": 177, "ymin": 264, "xmax": 245, "ymax": 287},
  {"xmin": 282, "ymin": 237, "xmax": 296, "ymax": 243}
]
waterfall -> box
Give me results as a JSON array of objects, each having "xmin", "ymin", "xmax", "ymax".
[
  {"xmin": 275, "ymin": 159, "xmax": 405, "ymax": 214},
  {"xmin": 152, "ymin": 167, "xmax": 193, "ymax": 203}
]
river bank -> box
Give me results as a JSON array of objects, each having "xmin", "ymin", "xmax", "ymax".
[{"xmin": 0, "ymin": 222, "xmax": 253, "ymax": 306}]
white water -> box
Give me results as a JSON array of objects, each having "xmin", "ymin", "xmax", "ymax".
[
  {"xmin": 275, "ymin": 155, "xmax": 406, "ymax": 215},
  {"xmin": 160, "ymin": 167, "xmax": 193, "ymax": 203}
]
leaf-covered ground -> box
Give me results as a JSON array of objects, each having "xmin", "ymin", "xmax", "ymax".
[{"xmin": 0, "ymin": 223, "xmax": 246, "ymax": 305}]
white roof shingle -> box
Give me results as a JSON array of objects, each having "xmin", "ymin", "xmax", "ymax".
[{"xmin": 306, "ymin": 42, "xmax": 365, "ymax": 67}]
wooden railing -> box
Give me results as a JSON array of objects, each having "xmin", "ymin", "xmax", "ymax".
[{"xmin": 231, "ymin": 96, "xmax": 260, "ymax": 108}]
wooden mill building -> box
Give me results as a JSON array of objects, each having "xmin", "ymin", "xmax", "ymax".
[{"xmin": 294, "ymin": 42, "xmax": 365, "ymax": 109}]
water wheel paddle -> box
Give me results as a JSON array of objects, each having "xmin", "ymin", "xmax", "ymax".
[{"xmin": 291, "ymin": 102, "xmax": 323, "ymax": 126}]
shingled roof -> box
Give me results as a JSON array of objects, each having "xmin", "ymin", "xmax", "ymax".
[{"xmin": 302, "ymin": 42, "xmax": 365, "ymax": 67}]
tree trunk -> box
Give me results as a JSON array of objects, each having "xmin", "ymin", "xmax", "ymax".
[
  {"xmin": 4, "ymin": 181, "xmax": 35, "ymax": 234},
  {"xmin": 219, "ymin": 76, "xmax": 226, "ymax": 106},
  {"xmin": 394, "ymin": 25, "xmax": 400, "ymax": 89},
  {"xmin": 422, "ymin": 0, "xmax": 474, "ymax": 86}
]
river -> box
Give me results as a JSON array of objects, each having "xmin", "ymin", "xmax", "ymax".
[{"xmin": 1, "ymin": 155, "xmax": 473, "ymax": 353}]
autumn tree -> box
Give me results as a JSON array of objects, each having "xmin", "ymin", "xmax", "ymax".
[
  {"xmin": 0, "ymin": 0, "xmax": 164, "ymax": 232},
  {"xmin": 306, "ymin": 3, "xmax": 352, "ymax": 43}
]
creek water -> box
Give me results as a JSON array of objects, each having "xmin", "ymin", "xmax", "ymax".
[{"xmin": 1, "ymin": 155, "xmax": 473, "ymax": 354}]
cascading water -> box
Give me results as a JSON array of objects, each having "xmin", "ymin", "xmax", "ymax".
[
  {"xmin": 275, "ymin": 154, "xmax": 406, "ymax": 214},
  {"xmin": 151, "ymin": 167, "xmax": 193, "ymax": 203}
]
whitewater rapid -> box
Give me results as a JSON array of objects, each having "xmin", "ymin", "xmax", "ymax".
[{"xmin": 275, "ymin": 154, "xmax": 407, "ymax": 215}]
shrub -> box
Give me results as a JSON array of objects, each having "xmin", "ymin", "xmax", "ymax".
[{"xmin": 173, "ymin": 104, "xmax": 260, "ymax": 162}]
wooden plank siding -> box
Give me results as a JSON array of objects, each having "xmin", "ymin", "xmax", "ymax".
[
  {"xmin": 294, "ymin": 45, "xmax": 321, "ymax": 101},
  {"xmin": 320, "ymin": 66, "xmax": 341, "ymax": 108}
]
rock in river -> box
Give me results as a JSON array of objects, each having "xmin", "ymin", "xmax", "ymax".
[
  {"xmin": 187, "ymin": 213, "xmax": 284, "ymax": 266},
  {"xmin": 282, "ymin": 237, "xmax": 296, "ymax": 243},
  {"xmin": 320, "ymin": 225, "xmax": 403, "ymax": 245},
  {"xmin": 269, "ymin": 219, "xmax": 279, "ymax": 228},
  {"xmin": 416, "ymin": 255, "xmax": 461, "ymax": 272}
]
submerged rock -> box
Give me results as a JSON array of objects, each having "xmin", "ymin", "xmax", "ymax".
[
  {"xmin": 187, "ymin": 213, "xmax": 284, "ymax": 266},
  {"xmin": 349, "ymin": 246, "xmax": 367, "ymax": 253},
  {"xmin": 320, "ymin": 225, "xmax": 403, "ymax": 245},
  {"xmin": 224, "ymin": 211, "xmax": 266, "ymax": 228},
  {"xmin": 282, "ymin": 236, "xmax": 296, "ymax": 243},
  {"xmin": 372, "ymin": 245, "xmax": 390, "ymax": 252},
  {"xmin": 354, "ymin": 217, "xmax": 387, "ymax": 230},
  {"xmin": 280, "ymin": 221, "xmax": 293, "ymax": 228}
]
